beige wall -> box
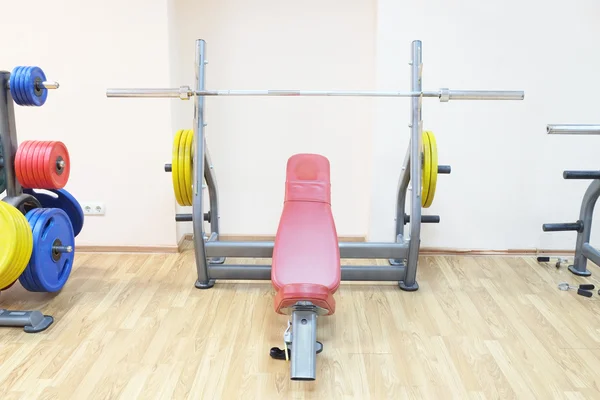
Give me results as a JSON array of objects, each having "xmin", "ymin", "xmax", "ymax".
[
  {"xmin": 3, "ymin": 0, "xmax": 600, "ymax": 252},
  {"xmin": 169, "ymin": 0, "xmax": 376, "ymax": 242},
  {"xmin": 371, "ymin": 0, "xmax": 600, "ymax": 251},
  {"xmin": 1, "ymin": 0, "xmax": 177, "ymax": 247}
]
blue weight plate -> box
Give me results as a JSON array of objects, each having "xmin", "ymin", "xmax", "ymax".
[
  {"xmin": 26, "ymin": 208, "xmax": 49, "ymax": 292},
  {"xmin": 29, "ymin": 208, "xmax": 74, "ymax": 292},
  {"xmin": 10, "ymin": 66, "xmax": 47, "ymax": 107},
  {"xmin": 17, "ymin": 66, "xmax": 29, "ymax": 106},
  {"xmin": 22, "ymin": 67, "xmax": 35, "ymax": 106},
  {"xmin": 19, "ymin": 208, "xmax": 45, "ymax": 292},
  {"xmin": 9, "ymin": 66, "xmax": 22, "ymax": 104},
  {"xmin": 23, "ymin": 188, "xmax": 84, "ymax": 237}
]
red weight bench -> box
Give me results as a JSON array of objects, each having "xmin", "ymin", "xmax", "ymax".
[{"xmin": 270, "ymin": 153, "xmax": 341, "ymax": 381}]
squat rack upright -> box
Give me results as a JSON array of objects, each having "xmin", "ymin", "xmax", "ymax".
[{"xmin": 107, "ymin": 39, "xmax": 525, "ymax": 291}]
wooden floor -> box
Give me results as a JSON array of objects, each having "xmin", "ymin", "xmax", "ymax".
[{"xmin": 2, "ymin": 247, "xmax": 600, "ymax": 399}]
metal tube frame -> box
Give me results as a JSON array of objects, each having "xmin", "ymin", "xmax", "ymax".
[
  {"xmin": 543, "ymin": 124, "xmax": 600, "ymax": 276},
  {"xmin": 106, "ymin": 39, "xmax": 524, "ymax": 291},
  {"xmin": 547, "ymin": 124, "xmax": 600, "ymax": 135},
  {"xmin": 0, "ymin": 70, "xmax": 54, "ymax": 333},
  {"xmin": 567, "ymin": 180, "xmax": 600, "ymax": 276}
]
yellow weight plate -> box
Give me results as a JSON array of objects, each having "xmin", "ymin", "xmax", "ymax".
[
  {"xmin": 172, "ymin": 130, "xmax": 185, "ymax": 206},
  {"xmin": 423, "ymin": 130, "xmax": 438, "ymax": 208},
  {"xmin": 10, "ymin": 204, "xmax": 32, "ymax": 277},
  {"xmin": 421, "ymin": 131, "xmax": 432, "ymax": 207},
  {"xmin": 3, "ymin": 204, "xmax": 32, "ymax": 286},
  {"xmin": 177, "ymin": 129, "xmax": 190, "ymax": 206},
  {"xmin": 183, "ymin": 129, "xmax": 194, "ymax": 205},
  {"xmin": 4, "ymin": 205, "xmax": 24, "ymax": 283},
  {"xmin": 4, "ymin": 205, "xmax": 30, "ymax": 278},
  {"xmin": 0, "ymin": 203, "xmax": 19, "ymax": 288}
]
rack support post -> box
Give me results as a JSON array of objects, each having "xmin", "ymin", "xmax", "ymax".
[
  {"xmin": 193, "ymin": 39, "xmax": 214, "ymax": 289},
  {"xmin": 400, "ymin": 40, "xmax": 423, "ymax": 292}
]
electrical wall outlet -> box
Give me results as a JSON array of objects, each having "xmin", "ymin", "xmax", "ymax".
[{"xmin": 81, "ymin": 202, "xmax": 105, "ymax": 215}]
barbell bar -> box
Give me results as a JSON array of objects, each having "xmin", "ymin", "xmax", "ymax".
[
  {"xmin": 106, "ymin": 86, "xmax": 524, "ymax": 102},
  {"xmin": 547, "ymin": 124, "xmax": 600, "ymax": 135}
]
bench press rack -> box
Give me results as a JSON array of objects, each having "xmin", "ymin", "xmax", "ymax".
[
  {"xmin": 542, "ymin": 124, "xmax": 600, "ymax": 276},
  {"xmin": 107, "ymin": 38, "xmax": 524, "ymax": 380},
  {"xmin": 107, "ymin": 38, "xmax": 525, "ymax": 291}
]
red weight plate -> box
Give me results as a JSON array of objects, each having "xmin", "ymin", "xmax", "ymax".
[
  {"xmin": 14, "ymin": 141, "xmax": 28, "ymax": 187},
  {"xmin": 37, "ymin": 141, "xmax": 55, "ymax": 188},
  {"xmin": 27, "ymin": 140, "xmax": 45, "ymax": 188},
  {"xmin": 42, "ymin": 141, "xmax": 70, "ymax": 189},
  {"xmin": 31, "ymin": 141, "xmax": 47, "ymax": 188},
  {"xmin": 17, "ymin": 140, "xmax": 37, "ymax": 188}
]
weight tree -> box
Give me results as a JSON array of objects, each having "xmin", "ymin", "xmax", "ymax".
[
  {"xmin": 107, "ymin": 39, "xmax": 525, "ymax": 291},
  {"xmin": 0, "ymin": 67, "xmax": 60, "ymax": 332},
  {"xmin": 543, "ymin": 124, "xmax": 600, "ymax": 276}
]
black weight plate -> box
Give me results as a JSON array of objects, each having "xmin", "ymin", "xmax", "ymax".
[
  {"xmin": 2, "ymin": 193, "xmax": 41, "ymax": 215},
  {"xmin": 0, "ymin": 140, "xmax": 5, "ymax": 194},
  {"xmin": 23, "ymin": 188, "xmax": 84, "ymax": 237}
]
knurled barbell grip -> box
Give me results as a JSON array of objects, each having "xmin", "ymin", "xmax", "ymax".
[{"xmin": 404, "ymin": 214, "xmax": 440, "ymax": 224}]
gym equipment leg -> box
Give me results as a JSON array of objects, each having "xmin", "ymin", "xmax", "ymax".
[
  {"xmin": 0, "ymin": 309, "xmax": 53, "ymax": 333},
  {"xmin": 570, "ymin": 180, "xmax": 600, "ymax": 276},
  {"xmin": 290, "ymin": 308, "xmax": 318, "ymax": 381}
]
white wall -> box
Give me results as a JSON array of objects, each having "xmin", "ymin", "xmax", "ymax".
[
  {"xmin": 3, "ymin": 0, "xmax": 600, "ymax": 252},
  {"xmin": 169, "ymin": 0, "xmax": 376, "ymax": 242},
  {"xmin": 371, "ymin": 0, "xmax": 600, "ymax": 251},
  {"xmin": 1, "ymin": 0, "xmax": 177, "ymax": 247}
]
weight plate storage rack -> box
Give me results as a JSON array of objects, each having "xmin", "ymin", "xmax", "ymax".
[
  {"xmin": 1, "ymin": 66, "xmax": 83, "ymax": 333},
  {"xmin": 107, "ymin": 39, "xmax": 525, "ymax": 291}
]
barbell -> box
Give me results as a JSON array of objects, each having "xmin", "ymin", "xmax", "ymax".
[
  {"xmin": 107, "ymin": 87, "xmax": 524, "ymax": 101},
  {"xmin": 547, "ymin": 125, "xmax": 600, "ymax": 135}
]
